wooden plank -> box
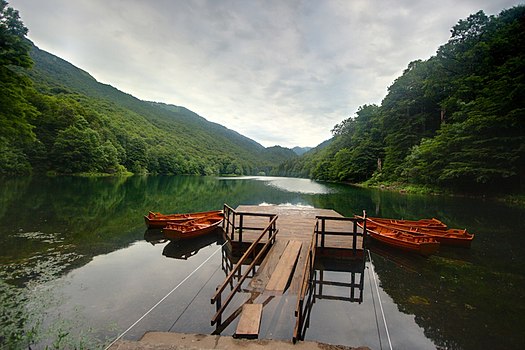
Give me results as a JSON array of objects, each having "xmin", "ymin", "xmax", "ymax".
[
  {"xmin": 249, "ymin": 240, "xmax": 288, "ymax": 292},
  {"xmin": 235, "ymin": 303, "xmax": 263, "ymax": 339},
  {"xmin": 265, "ymin": 240, "xmax": 302, "ymax": 294}
]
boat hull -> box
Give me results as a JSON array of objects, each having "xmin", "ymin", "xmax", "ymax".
[
  {"xmin": 368, "ymin": 218, "xmax": 473, "ymax": 247},
  {"xmin": 144, "ymin": 210, "xmax": 223, "ymax": 229},
  {"xmin": 359, "ymin": 221, "xmax": 440, "ymax": 256},
  {"xmin": 163, "ymin": 216, "xmax": 223, "ymax": 240},
  {"xmin": 369, "ymin": 217, "xmax": 447, "ymax": 230}
]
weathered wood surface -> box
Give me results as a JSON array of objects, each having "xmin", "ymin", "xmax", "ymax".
[
  {"xmin": 234, "ymin": 205, "xmax": 363, "ymax": 295},
  {"xmin": 265, "ymin": 240, "xmax": 302, "ymax": 295},
  {"xmin": 235, "ymin": 303, "xmax": 263, "ymax": 339}
]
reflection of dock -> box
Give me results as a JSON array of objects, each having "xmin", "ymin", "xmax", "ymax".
[{"xmin": 213, "ymin": 204, "xmax": 366, "ymax": 341}]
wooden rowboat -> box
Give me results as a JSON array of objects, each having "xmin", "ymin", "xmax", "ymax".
[
  {"xmin": 144, "ymin": 209, "xmax": 222, "ymax": 229},
  {"xmin": 369, "ymin": 217, "xmax": 447, "ymax": 230},
  {"xmin": 163, "ymin": 214, "xmax": 223, "ymax": 240},
  {"xmin": 357, "ymin": 220, "xmax": 440, "ymax": 256},
  {"xmin": 368, "ymin": 218, "xmax": 474, "ymax": 248}
]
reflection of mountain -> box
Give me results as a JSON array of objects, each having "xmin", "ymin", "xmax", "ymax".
[{"xmin": 162, "ymin": 234, "xmax": 221, "ymax": 260}]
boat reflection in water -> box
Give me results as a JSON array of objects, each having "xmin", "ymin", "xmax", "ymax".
[
  {"xmin": 163, "ymin": 234, "xmax": 223, "ymax": 260},
  {"xmin": 144, "ymin": 228, "xmax": 224, "ymax": 260},
  {"xmin": 143, "ymin": 229, "xmax": 167, "ymax": 245}
]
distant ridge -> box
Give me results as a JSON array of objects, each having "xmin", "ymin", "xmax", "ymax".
[
  {"xmin": 13, "ymin": 42, "xmax": 296, "ymax": 175},
  {"xmin": 292, "ymin": 146, "xmax": 312, "ymax": 156}
]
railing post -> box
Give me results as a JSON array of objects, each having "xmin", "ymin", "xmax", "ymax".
[
  {"xmin": 353, "ymin": 220, "xmax": 357, "ymax": 255},
  {"xmin": 231, "ymin": 212, "xmax": 236, "ymax": 241},
  {"xmin": 321, "ymin": 218, "xmax": 325, "ymax": 249},
  {"xmin": 239, "ymin": 214, "xmax": 243, "ymax": 243},
  {"xmin": 362, "ymin": 210, "xmax": 367, "ymax": 250},
  {"xmin": 216, "ymin": 292, "xmax": 222, "ymax": 325}
]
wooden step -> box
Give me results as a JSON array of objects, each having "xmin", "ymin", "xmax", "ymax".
[
  {"xmin": 235, "ymin": 303, "xmax": 263, "ymax": 339},
  {"xmin": 265, "ymin": 240, "xmax": 302, "ymax": 295}
]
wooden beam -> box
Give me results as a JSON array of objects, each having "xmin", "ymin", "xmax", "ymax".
[
  {"xmin": 265, "ymin": 240, "xmax": 302, "ymax": 294},
  {"xmin": 235, "ymin": 303, "xmax": 263, "ymax": 339}
]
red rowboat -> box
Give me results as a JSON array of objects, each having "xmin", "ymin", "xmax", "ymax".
[
  {"xmin": 144, "ymin": 210, "xmax": 222, "ymax": 229},
  {"xmin": 357, "ymin": 220, "xmax": 440, "ymax": 256},
  {"xmin": 369, "ymin": 217, "xmax": 447, "ymax": 230},
  {"xmin": 163, "ymin": 214, "xmax": 223, "ymax": 240},
  {"xmin": 367, "ymin": 218, "xmax": 474, "ymax": 248}
]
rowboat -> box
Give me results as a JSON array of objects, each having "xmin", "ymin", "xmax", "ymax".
[
  {"xmin": 144, "ymin": 209, "xmax": 223, "ymax": 229},
  {"xmin": 163, "ymin": 214, "xmax": 223, "ymax": 240},
  {"xmin": 369, "ymin": 217, "xmax": 447, "ymax": 230},
  {"xmin": 357, "ymin": 220, "xmax": 440, "ymax": 256},
  {"xmin": 368, "ymin": 218, "xmax": 474, "ymax": 248}
]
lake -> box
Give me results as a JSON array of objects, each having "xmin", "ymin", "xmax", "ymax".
[{"xmin": 1, "ymin": 175, "xmax": 524, "ymax": 349}]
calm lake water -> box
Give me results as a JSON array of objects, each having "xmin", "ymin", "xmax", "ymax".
[{"xmin": 1, "ymin": 175, "xmax": 524, "ymax": 349}]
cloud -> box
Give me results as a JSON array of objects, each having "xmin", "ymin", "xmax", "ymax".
[{"xmin": 9, "ymin": 0, "xmax": 522, "ymax": 147}]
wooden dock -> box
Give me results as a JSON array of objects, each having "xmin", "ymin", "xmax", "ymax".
[{"xmin": 212, "ymin": 204, "xmax": 366, "ymax": 342}]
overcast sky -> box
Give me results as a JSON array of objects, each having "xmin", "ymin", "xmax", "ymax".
[{"xmin": 9, "ymin": 0, "xmax": 522, "ymax": 148}]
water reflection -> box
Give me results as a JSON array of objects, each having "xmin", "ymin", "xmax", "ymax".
[
  {"xmin": 162, "ymin": 234, "xmax": 222, "ymax": 260},
  {"xmin": 297, "ymin": 255, "xmax": 366, "ymax": 341},
  {"xmin": 143, "ymin": 229, "xmax": 167, "ymax": 245},
  {"xmin": 1, "ymin": 175, "xmax": 524, "ymax": 350}
]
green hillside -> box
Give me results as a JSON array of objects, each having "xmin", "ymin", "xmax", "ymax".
[
  {"xmin": 278, "ymin": 6, "xmax": 525, "ymax": 194},
  {"xmin": 1, "ymin": 38, "xmax": 296, "ymax": 175}
]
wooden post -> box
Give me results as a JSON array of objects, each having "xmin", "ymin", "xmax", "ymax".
[
  {"xmin": 232, "ymin": 213, "xmax": 236, "ymax": 241},
  {"xmin": 239, "ymin": 214, "xmax": 244, "ymax": 243},
  {"xmin": 352, "ymin": 220, "xmax": 357, "ymax": 255},
  {"xmin": 214, "ymin": 287, "xmax": 222, "ymax": 326},
  {"xmin": 320, "ymin": 218, "xmax": 325, "ymax": 249}
]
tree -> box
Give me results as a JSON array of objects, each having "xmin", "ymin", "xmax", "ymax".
[
  {"xmin": 0, "ymin": 0, "xmax": 37, "ymax": 159},
  {"xmin": 51, "ymin": 121, "xmax": 104, "ymax": 173},
  {"xmin": 0, "ymin": 0, "xmax": 31, "ymax": 68}
]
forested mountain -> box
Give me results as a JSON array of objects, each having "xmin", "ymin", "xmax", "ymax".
[
  {"xmin": 292, "ymin": 146, "xmax": 313, "ymax": 156},
  {"xmin": 0, "ymin": 4, "xmax": 296, "ymax": 176},
  {"xmin": 277, "ymin": 6, "xmax": 525, "ymax": 193}
]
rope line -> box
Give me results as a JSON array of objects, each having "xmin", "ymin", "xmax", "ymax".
[
  {"xmin": 168, "ymin": 260, "xmax": 222, "ymax": 331},
  {"xmin": 367, "ymin": 251, "xmax": 383, "ymax": 350},
  {"xmin": 104, "ymin": 241, "xmax": 227, "ymax": 350},
  {"xmin": 368, "ymin": 249, "xmax": 394, "ymax": 350}
]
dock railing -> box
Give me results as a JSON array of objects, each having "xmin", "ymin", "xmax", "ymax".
[
  {"xmin": 293, "ymin": 221, "xmax": 318, "ymax": 343},
  {"xmin": 293, "ymin": 213, "xmax": 367, "ymax": 342},
  {"xmin": 316, "ymin": 214, "xmax": 367, "ymax": 255},
  {"xmin": 211, "ymin": 213, "xmax": 278, "ymax": 326},
  {"xmin": 223, "ymin": 203, "xmax": 277, "ymax": 244}
]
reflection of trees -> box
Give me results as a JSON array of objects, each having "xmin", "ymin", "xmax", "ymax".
[
  {"xmin": 371, "ymin": 251, "xmax": 525, "ymax": 350},
  {"xmin": 0, "ymin": 176, "xmax": 31, "ymax": 220}
]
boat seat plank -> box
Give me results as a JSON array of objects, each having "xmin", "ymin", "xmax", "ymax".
[
  {"xmin": 265, "ymin": 240, "xmax": 302, "ymax": 294},
  {"xmin": 235, "ymin": 303, "xmax": 263, "ymax": 339}
]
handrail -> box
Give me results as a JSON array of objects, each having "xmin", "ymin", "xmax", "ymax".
[
  {"xmin": 222, "ymin": 203, "xmax": 276, "ymax": 243},
  {"xmin": 294, "ymin": 213, "xmax": 367, "ymax": 342},
  {"xmin": 293, "ymin": 221, "xmax": 317, "ymax": 342},
  {"xmin": 316, "ymin": 214, "xmax": 367, "ymax": 254},
  {"xmin": 211, "ymin": 215, "xmax": 278, "ymax": 326}
]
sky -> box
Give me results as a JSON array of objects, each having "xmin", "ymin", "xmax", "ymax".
[{"xmin": 9, "ymin": 0, "xmax": 523, "ymax": 148}]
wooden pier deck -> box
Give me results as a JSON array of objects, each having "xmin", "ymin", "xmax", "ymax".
[
  {"xmin": 231, "ymin": 205, "xmax": 364, "ymax": 295},
  {"xmin": 213, "ymin": 204, "xmax": 366, "ymax": 341}
]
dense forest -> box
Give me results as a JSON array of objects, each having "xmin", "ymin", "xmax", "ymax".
[
  {"xmin": 0, "ymin": 1, "xmax": 296, "ymax": 176},
  {"xmin": 2, "ymin": 2, "xmax": 524, "ymax": 194},
  {"xmin": 277, "ymin": 6, "xmax": 525, "ymax": 194}
]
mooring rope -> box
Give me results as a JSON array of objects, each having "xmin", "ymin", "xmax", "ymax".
[
  {"xmin": 168, "ymin": 261, "xmax": 222, "ymax": 331},
  {"xmin": 367, "ymin": 249, "xmax": 394, "ymax": 350},
  {"xmin": 367, "ymin": 254, "xmax": 383, "ymax": 350},
  {"xmin": 104, "ymin": 241, "xmax": 227, "ymax": 350}
]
